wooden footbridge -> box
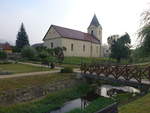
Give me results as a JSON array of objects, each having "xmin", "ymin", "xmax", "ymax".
[{"xmin": 80, "ymin": 63, "xmax": 150, "ymax": 87}]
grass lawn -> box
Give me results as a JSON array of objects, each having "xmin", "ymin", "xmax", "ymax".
[
  {"xmin": 0, "ymin": 63, "xmax": 51, "ymax": 74},
  {"xmin": 62, "ymin": 57, "xmax": 116, "ymax": 65},
  {"xmin": 119, "ymin": 93, "xmax": 150, "ymax": 113},
  {"xmin": 0, "ymin": 73, "xmax": 74, "ymax": 92}
]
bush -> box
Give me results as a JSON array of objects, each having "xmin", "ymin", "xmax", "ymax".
[
  {"xmin": 0, "ymin": 51, "xmax": 7, "ymax": 60},
  {"xmin": 0, "ymin": 61, "xmax": 12, "ymax": 64},
  {"xmin": 61, "ymin": 67, "xmax": 73, "ymax": 73},
  {"xmin": 21, "ymin": 46, "xmax": 37, "ymax": 60}
]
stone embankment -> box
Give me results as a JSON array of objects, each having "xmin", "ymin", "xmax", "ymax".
[{"xmin": 0, "ymin": 79, "xmax": 80, "ymax": 105}]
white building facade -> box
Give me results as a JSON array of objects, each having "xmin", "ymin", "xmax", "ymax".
[{"xmin": 43, "ymin": 15, "xmax": 103, "ymax": 57}]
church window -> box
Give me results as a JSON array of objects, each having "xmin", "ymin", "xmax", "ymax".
[
  {"xmin": 71, "ymin": 44, "xmax": 73, "ymax": 51},
  {"xmin": 91, "ymin": 30, "xmax": 93, "ymax": 35},
  {"xmin": 83, "ymin": 45, "xmax": 85, "ymax": 52},
  {"xmin": 51, "ymin": 42, "xmax": 53, "ymax": 48},
  {"xmin": 96, "ymin": 46, "xmax": 98, "ymax": 53}
]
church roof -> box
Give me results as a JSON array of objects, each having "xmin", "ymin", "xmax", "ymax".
[
  {"xmin": 89, "ymin": 14, "xmax": 102, "ymax": 28},
  {"xmin": 43, "ymin": 25, "xmax": 100, "ymax": 44}
]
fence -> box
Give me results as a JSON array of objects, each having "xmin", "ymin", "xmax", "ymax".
[{"xmin": 80, "ymin": 64, "xmax": 150, "ymax": 84}]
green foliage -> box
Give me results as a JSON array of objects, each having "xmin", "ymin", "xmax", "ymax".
[
  {"xmin": 138, "ymin": 24, "xmax": 150, "ymax": 56},
  {"xmin": 21, "ymin": 46, "xmax": 37, "ymax": 60},
  {"xmin": 61, "ymin": 67, "xmax": 73, "ymax": 73},
  {"xmin": 110, "ymin": 33, "xmax": 131, "ymax": 62},
  {"xmin": 62, "ymin": 57, "xmax": 116, "ymax": 65},
  {"xmin": 38, "ymin": 50, "xmax": 49, "ymax": 60},
  {"xmin": 34, "ymin": 46, "xmax": 65, "ymax": 63},
  {"xmin": 67, "ymin": 97, "xmax": 114, "ymax": 113},
  {"xmin": 119, "ymin": 93, "xmax": 150, "ymax": 113},
  {"xmin": 53, "ymin": 47, "xmax": 66, "ymax": 63},
  {"xmin": 0, "ymin": 63, "xmax": 50, "ymax": 74},
  {"xmin": 0, "ymin": 84, "xmax": 91, "ymax": 113},
  {"xmin": 16, "ymin": 23, "xmax": 30, "ymax": 51},
  {"xmin": 0, "ymin": 51, "xmax": 7, "ymax": 60},
  {"xmin": 137, "ymin": 8, "xmax": 150, "ymax": 57},
  {"xmin": 114, "ymin": 93, "xmax": 133, "ymax": 104}
]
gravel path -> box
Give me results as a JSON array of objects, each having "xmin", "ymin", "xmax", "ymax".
[{"xmin": 0, "ymin": 70, "xmax": 60, "ymax": 79}]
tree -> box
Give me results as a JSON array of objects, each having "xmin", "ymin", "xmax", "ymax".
[
  {"xmin": 138, "ymin": 8, "xmax": 150, "ymax": 56},
  {"xmin": 21, "ymin": 46, "xmax": 37, "ymax": 60},
  {"xmin": 0, "ymin": 51, "xmax": 7, "ymax": 60},
  {"xmin": 138, "ymin": 9, "xmax": 150, "ymax": 57},
  {"xmin": 53, "ymin": 47, "xmax": 66, "ymax": 63},
  {"xmin": 109, "ymin": 33, "xmax": 131, "ymax": 62},
  {"xmin": 16, "ymin": 23, "xmax": 30, "ymax": 51}
]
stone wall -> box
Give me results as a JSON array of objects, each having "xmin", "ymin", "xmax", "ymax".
[{"xmin": 0, "ymin": 79, "xmax": 80, "ymax": 106}]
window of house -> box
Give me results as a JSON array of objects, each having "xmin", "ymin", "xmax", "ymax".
[
  {"xmin": 83, "ymin": 45, "xmax": 85, "ymax": 52},
  {"xmin": 71, "ymin": 44, "xmax": 73, "ymax": 51},
  {"xmin": 51, "ymin": 42, "xmax": 53, "ymax": 48}
]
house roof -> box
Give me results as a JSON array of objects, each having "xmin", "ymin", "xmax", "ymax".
[
  {"xmin": 0, "ymin": 43, "xmax": 12, "ymax": 50},
  {"xmin": 32, "ymin": 43, "xmax": 43, "ymax": 48},
  {"xmin": 43, "ymin": 25, "xmax": 100, "ymax": 44}
]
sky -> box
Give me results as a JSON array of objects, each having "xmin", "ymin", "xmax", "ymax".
[{"xmin": 0, "ymin": 0, "xmax": 149, "ymax": 47}]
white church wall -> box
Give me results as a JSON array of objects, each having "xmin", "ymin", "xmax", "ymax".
[
  {"xmin": 43, "ymin": 38, "xmax": 62, "ymax": 48},
  {"xmin": 61, "ymin": 38, "xmax": 101, "ymax": 57}
]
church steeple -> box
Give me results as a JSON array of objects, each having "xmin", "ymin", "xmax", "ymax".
[
  {"xmin": 89, "ymin": 14, "xmax": 101, "ymax": 28},
  {"xmin": 88, "ymin": 14, "xmax": 102, "ymax": 43}
]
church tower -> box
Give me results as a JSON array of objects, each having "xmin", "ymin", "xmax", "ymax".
[{"xmin": 88, "ymin": 14, "xmax": 102, "ymax": 44}]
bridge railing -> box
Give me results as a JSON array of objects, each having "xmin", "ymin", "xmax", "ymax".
[{"xmin": 80, "ymin": 64, "xmax": 150, "ymax": 83}]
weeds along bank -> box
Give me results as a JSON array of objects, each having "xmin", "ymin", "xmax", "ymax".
[
  {"xmin": 0, "ymin": 73, "xmax": 81, "ymax": 106},
  {"xmin": 0, "ymin": 84, "xmax": 92, "ymax": 113}
]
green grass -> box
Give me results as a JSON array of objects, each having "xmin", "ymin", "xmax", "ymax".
[
  {"xmin": 0, "ymin": 84, "xmax": 91, "ymax": 113},
  {"xmin": 62, "ymin": 57, "xmax": 116, "ymax": 65},
  {"xmin": 119, "ymin": 93, "xmax": 150, "ymax": 113},
  {"xmin": 67, "ymin": 97, "xmax": 115, "ymax": 113},
  {"xmin": 0, "ymin": 63, "xmax": 51, "ymax": 74},
  {"xmin": 0, "ymin": 73, "xmax": 74, "ymax": 92}
]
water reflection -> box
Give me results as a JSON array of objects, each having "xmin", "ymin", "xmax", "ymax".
[{"xmin": 49, "ymin": 92, "xmax": 99, "ymax": 113}]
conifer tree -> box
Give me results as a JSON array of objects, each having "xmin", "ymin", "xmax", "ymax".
[{"xmin": 16, "ymin": 23, "xmax": 30, "ymax": 51}]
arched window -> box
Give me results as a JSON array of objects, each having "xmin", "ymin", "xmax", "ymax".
[
  {"xmin": 83, "ymin": 45, "xmax": 85, "ymax": 52},
  {"xmin": 71, "ymin": 44, "xmax": 73, "ymax": 51},
  {"xmin": 51, "ymin": 42, "xmax": 53, "ymax": 48},
  {"xmin": 91, "ymin": 30, "xmax": 93, "ymax": 35}
]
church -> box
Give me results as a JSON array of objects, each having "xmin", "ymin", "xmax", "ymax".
[{"xmin": 43, "ymin": 14, "xmax": 102, "ymax": 57}]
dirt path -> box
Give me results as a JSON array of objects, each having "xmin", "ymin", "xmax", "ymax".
[
  {"xmin": 0, "ymin": 70, "xmax": 60, "ymax": 79},
  {"xmin": 19, "ymin": 62, "xmax": 62, "ymax": 69}
]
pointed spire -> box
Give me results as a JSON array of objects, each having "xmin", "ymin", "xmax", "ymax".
[{"xmin": 89, "ymin": 14, "xmax": 102, "ymax": 28}]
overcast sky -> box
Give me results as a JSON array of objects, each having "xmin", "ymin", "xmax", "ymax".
[{"xmin": 0, "ymin": 0, "xmax": 149, "ymax": 46}]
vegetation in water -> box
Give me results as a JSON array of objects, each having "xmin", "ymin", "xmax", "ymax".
[{"xmin": 67, "ymin": 97, "xmax": 115, "ymax": 113}]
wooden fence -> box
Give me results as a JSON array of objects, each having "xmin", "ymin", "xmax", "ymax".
[{"xmin": 80, "ymin": 64, "xmax": 150, "ymax": 84}]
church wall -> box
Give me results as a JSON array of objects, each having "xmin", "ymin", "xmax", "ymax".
[
  {"xmin": 61, "ymin": 38, "xmax": 101, "ymax": 57},
  {"xmin": 43, "ymin": 26, "xmax": 60, "ymax": 41},
  {"xmin": 43, "ymin": 38, "xmax": 62, "ymax": 48}
]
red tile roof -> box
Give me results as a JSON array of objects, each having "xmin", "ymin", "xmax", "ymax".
[
  {"xmin": 0, "ymin": 43, "xmax": 12, "ymax": 50},
  {"xmin": 43, "ymin": 25, "xmax": 100, "ymax": 44}
]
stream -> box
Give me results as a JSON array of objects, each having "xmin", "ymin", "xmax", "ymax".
[{"xmin": 48, "ymin": 85, "xmax": 140, "ymax": 113}]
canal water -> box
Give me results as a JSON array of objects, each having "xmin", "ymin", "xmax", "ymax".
[
  {"xmin": 48, "ymin": 92, "xmax": 99, "ymax": 113},
  {"xmin": 48, "ymin": 85, "xmax": 140, "ymax": 113}
]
